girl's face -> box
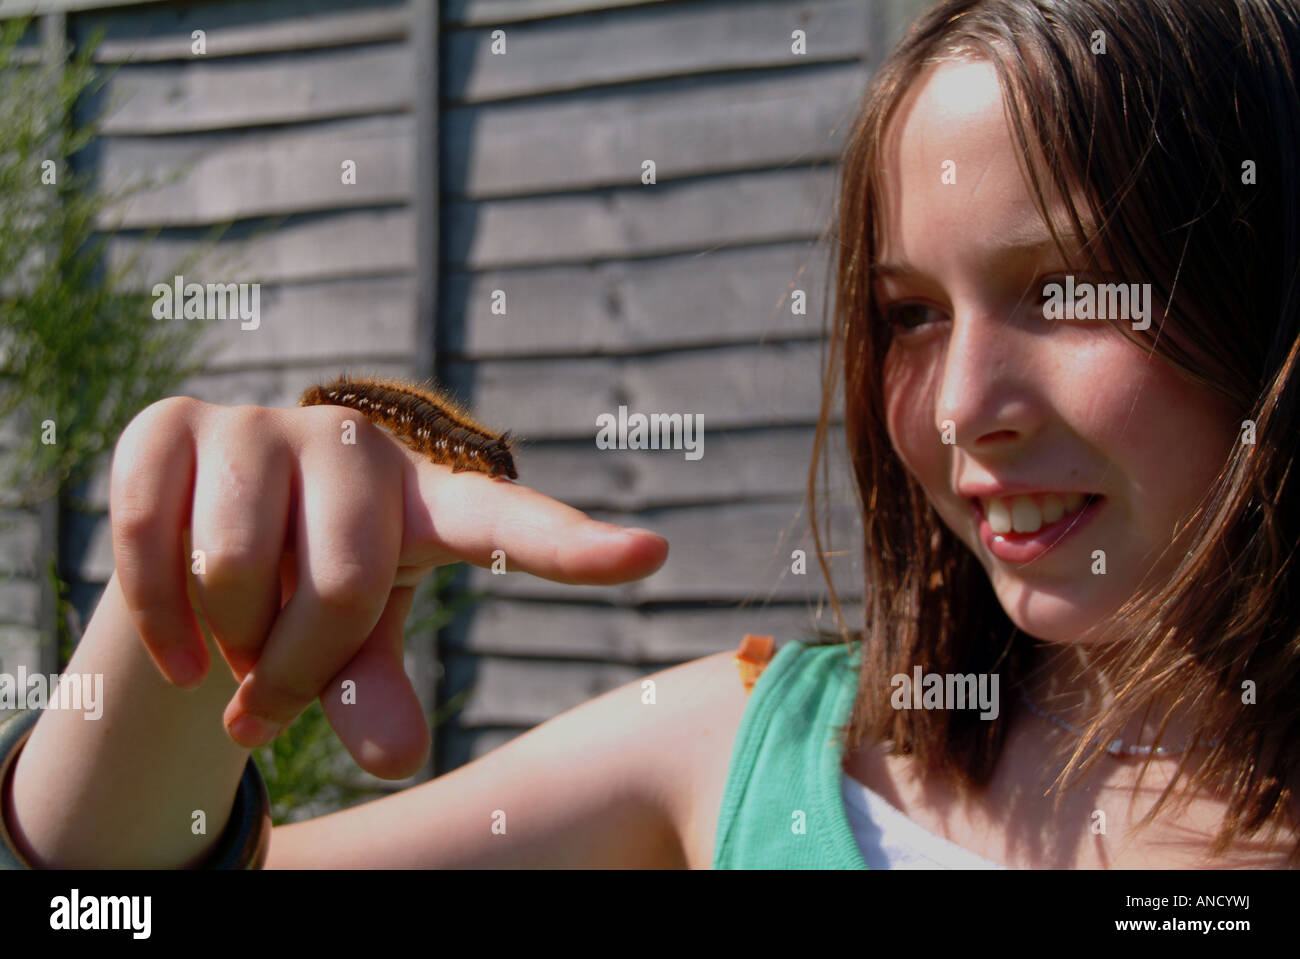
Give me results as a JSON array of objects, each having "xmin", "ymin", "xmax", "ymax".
[{"xmin": 875, "ymin": 59, "xmax": 1239, "ymax": 644}]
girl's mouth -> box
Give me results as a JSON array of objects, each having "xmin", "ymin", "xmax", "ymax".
[{"xmin": 971, "ymin": 492, "xmax": 1105, "ymax": 563}]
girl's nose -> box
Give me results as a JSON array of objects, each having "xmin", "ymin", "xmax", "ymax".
[{"xmin": 933, "ymin": 309, "xmax": 1043, "ymax": 452}]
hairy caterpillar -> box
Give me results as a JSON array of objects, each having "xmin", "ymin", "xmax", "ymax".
[{"xmin": 299, "ymin": 375, "xmax": 519, "ymax": 480}]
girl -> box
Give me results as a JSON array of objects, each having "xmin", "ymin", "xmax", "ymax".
[{"xmin": 3, "ymin": 0, "xmax": 1298, "ymax": 869}]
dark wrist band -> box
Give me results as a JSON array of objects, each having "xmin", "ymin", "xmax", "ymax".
[{"xmin": 0, "ymin": 707, "xmax": 271, "ymax": 869}]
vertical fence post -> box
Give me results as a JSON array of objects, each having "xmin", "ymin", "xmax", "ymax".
[{"xmin": 411, "ymin": 0, "xmax": 441, "ymax": 779}]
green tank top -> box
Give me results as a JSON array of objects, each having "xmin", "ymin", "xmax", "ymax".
[{"xmin": 712, "ymin": 638, "xmax": 869, "ymax": 868}]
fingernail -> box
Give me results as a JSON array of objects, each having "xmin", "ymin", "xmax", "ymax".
[
  {"xmin": 165, "ymin": 649, "xmax": 203, "ymax": 688},
  {"xmin": 228, "ymin": 713, "xmax": 283, "ymax": 748},
  {"xmin": 618, "ymin": 526, "xmax": 659, "ymax": 538}
]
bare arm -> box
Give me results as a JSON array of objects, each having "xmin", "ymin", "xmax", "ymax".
[
  {"xmin": 3, "ymin": 572, "xmax": 247, "ymax": 868},
  {"xmin": 261, "ymin": 650, "xmax": 748, "ymax": 869}
]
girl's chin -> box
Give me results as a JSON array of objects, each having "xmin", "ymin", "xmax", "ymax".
[{"xmin": 988, "ymin": 578, "xmax": 1119, "ymax": 644}]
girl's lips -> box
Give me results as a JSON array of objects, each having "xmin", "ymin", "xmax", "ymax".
[{"xmin": 972, "ymin": 494, "xmax": 1105, "ymax": 563}]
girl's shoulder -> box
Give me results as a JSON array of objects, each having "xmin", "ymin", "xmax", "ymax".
[
  {"xmin": 642, "ymin": 634, "xmax": 798, "ymax": 869},
  {"xmin": 651, "ymin": 639, "xmax": 768, "ymax": 868},
  {"xmin": 673, "ymin": 634, "xmax": 858, "ymax": 868}
]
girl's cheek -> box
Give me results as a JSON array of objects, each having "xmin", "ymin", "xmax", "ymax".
[
  {"xmin": 1107, "ymin": 354, "xmax": 1236, "ymax": 500},
  {"xmin": 882, "ymin": 344, "xmax": 946, "ymax": 481},
  {"xmin": 1059, "ymin": 339, "xmax": 1238, "ymax": 538}
]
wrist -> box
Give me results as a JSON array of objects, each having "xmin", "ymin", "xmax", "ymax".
[{"xmin": 0, "ymin": 707, "xmax": 271, "ymax": 869}]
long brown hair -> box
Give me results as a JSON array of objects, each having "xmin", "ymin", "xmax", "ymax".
[{"xmin": 808, "ymin": 0, "xmax": 1300, "ymax": 862}]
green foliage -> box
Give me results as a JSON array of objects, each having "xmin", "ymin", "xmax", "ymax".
[
  {"xmin": 0, "ymin": 17, "xmax": 208, "ymax": 504},
  {"xmin": 47, "ymin": 556, "xmax": 75, "ymax": 668},
  {"xmin": 0, "ymin": 16, "xmax": 214, "ymax": 682}
]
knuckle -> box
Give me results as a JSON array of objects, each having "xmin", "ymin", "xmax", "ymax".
[
  {"xmin": 202, "ymin": 408, "xmax": 284, "ymax": 484},
  {"xmin": 311, "ymin": 560, "xmax": 390, "ymax": 620},
  {"xmin": 110, "ymin": 396, "xmax": 200, "ymax": 501},
  {"xmin": 192, "ymin": 408, "xmax": 287, "ymax": 580},
  {"xmin": 200, "ymin": 534, "xmax": 273, "ymax": 589},
  {"xmin": 213, "ymin": 404, "xmax": 275, "ymax": 446},
  {"xmin": 302, "ymin": 402, "xmax": 363, "ymax": 434},
  {"xmin": 111, "ymin": 496, "xmax": 163, "ymax": 547},
  {"xmin": 296, "ymin": 404, "xmax": 381, "ymax": 457},
  {"xmin": 118, "ymin": 396, "xmax": 199, "ymax": 453},
  {"xmin": 122, "ymin": 588, "xmax": 186, "ymax": 640},
  {"xmin": 250, "ymin": 670, "xmax": 321, "ymax": 716}
]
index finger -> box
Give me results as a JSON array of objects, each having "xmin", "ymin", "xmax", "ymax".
[
  {"xmin": 397, "ymin": 457, "xmax": 668, "ymax": 586},
  {"xmin": 109, "ymin": 397, "xmax": 205, "ymax": 687}
]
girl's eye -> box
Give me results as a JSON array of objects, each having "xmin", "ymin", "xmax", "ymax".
[
  {"xmin": 1034, "ymin": 273, "xmax": 1107, "ymax": 319},
  {"xmin": 1035, "ymin": 275, "xmax": 1071, "ymax": 312},
  {"xmin": 883, "ymin": 301, "xmax": 946, "ymax": 332}
]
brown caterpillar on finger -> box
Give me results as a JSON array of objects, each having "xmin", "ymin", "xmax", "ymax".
[{"xmin": 299, "ymin": 374, "xmax": 519, "ymax": 480}]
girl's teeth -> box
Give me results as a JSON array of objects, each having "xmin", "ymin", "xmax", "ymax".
[
  {"xmin": 1011, "ymin": 496, "xmax": 1040, "ymax": 533},
  {"xmin": 980, "ymin": 492, "xmax": 1091, "ymax": 535},
  {"xmin": 986, "ymin": 498, "xmax": 1013, "ymax": 534}
]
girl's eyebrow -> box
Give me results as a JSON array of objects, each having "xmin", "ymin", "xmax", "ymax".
[{"xmin": 870, "ymin": 232, "xmax": 1088, "ymax": 279}]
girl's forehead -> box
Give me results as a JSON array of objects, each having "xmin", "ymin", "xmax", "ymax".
[
  {"xmin": 875, "ymin": 59, "xmax": 1092, "ymax": 269},
  {"xmin": 894, "ymin": 58, "xmax": 1008, "ymax": 148}
]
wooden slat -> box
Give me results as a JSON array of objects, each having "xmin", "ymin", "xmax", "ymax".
[
  {"xmin": 442, "ymin": 0, "xmax": 869, "ymax": 103},
  {"xmin": 0, "ymin": 413, "xmax": 21, "ymax": 451},
  {"xmin": 443, "ymin": 63, "xmax": 864, "ymax": 198},
  {"xmin": 93, "ymin": 114, "xmax": 412, "ymax": 228},
  {"xmin": 443, "ymin": 338, "xmax": 828, "ymax": 440},
  {"xmin": 0, "ymin": 0, "xmax": 165, "ymax": 16},
  {"xmin": 0, "ymin": 577, "xmax": 45, "ymax": 628},
  {"xmin": 456, "ymin": 498, "xmax": 865, "ymax": 603},
  {"xmin": 185, "ymin": 359, "xmax": 419, "ymax": 410},
  {"xmin": 444, "ymin": 165, "xmax": 836, "ymax": 269},
  {"xmin": 106, "ymin": 208, "xmax": 414, "ymax": 289},
  {"xmin": 92, "ymin": 43, "xmax": 411, "ymax": 134},
  {"xmin": 869, "ymin": 0, "xmax": 932, "ymax": 73},
  {"xmin": 439, "ymin": 728, "xmax": 519, "ymax": 770},
  {"xmin": 0, "ymin": 625, "xmax": 43, "ymax": 676},
  {"xmin": 0, "ymin": 510, "xmax": 42, "ymax": 575},
  {"xmin": 442, "ymin": 0, "xmax": 669, "ymax": 28},
  {"xmin": 514, "ymin": 424, "xmax": 856, "ymax": 511},
  {"xmin": 0, "ymin": 45, "xmax": 42, "ymax": 64},
  {"xmin": 172, "ymin": 275, "xmax": 417, "ymax": 370},
  {"xmin": 97, "ymin": 116, "xmax": 837, "ymax": 234},
  {"xmin": 441, "ymin": 240, "xmax": 830, "ymax": 358},
  {"xmin": 72, "ymin": 0, "xmax": 407, "ymax": 63},
  {"xmin": 444, "ymin": 653, "xmax": 652, "ymax": 727},
  {"xmin": 63, "ymin": 495, "xmax": 866, "ymax": 602},
  {"xmin": 443, "ymin": 598, "xmax": 854, "ymax": 662}
]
